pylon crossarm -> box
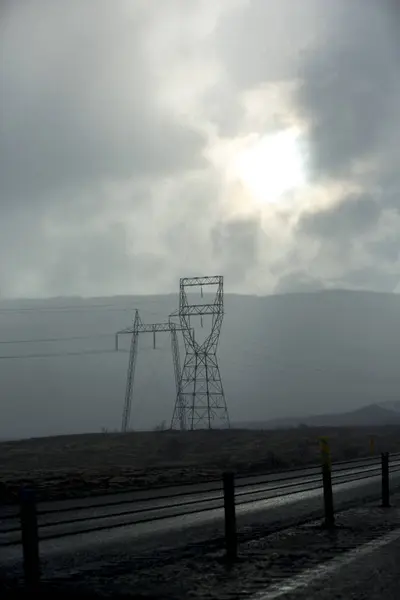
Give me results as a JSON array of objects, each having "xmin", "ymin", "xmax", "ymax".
[
  {"xmin": 117, "ymin": 310, "xmax": 188, "ymax": 432},
  {"xmin": 180, "ymin": 304, "xmax": 221, "ymax": 316},
  {"xmin": 180, "ymin": 276, "xmax": 222, "ymax": 287}
]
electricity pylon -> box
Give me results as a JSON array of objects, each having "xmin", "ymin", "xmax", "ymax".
[
  {"xmin": 170, "ymin": 275, "xmax": 230, "ymax": 430},
  {"xmin": 116, "ymin": 311, "xmax": 186, "ymax": 433}
]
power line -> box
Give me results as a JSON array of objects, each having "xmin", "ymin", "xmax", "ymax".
[
  {"xmin": 0, "ymin": 349, "xmax": 128, "ymax": 361},
  {"xmin": 0, "ymin": 303, "xmax": 175, "ymax": 315},
  {"xmin": 0, "ymin": 333, "xmax": 114, "ymax": 345},
  {"xmin": 0, "ymin": 304, "xmax": 134, "ymax": 314}
]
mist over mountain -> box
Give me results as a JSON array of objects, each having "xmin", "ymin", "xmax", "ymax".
[
  {"xmin": 1, "ymin": 289, "xmax": 400, "ymax": 440},
  {"xmin": 237, "ymin": 404, "xmax": 400, "ymax": 429}
]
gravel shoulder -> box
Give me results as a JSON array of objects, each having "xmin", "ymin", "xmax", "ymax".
[{"xmin": 280, "ymin": 527, "xmax": 400, "ymax": 600}]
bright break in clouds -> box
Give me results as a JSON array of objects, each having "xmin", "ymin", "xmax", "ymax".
[{"xmin": 1, "ymin": 0, "xmax": 399, "ymax": 298}]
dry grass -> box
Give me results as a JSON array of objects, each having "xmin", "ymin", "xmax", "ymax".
[{"xmin": 1, "ymin": 426, "xmax": 399, "ymax": 503}]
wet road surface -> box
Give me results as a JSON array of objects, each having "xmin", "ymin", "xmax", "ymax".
[{"xmin": 261, "ymin": 527, "xmax": 400, "ymax": 599}]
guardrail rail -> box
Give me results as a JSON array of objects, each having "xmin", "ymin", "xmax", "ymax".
[{"xmin": 2, "ymin": 451, "xmax": 400, "ymax": 585}]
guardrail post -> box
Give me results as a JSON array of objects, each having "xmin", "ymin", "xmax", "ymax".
[
  {"xmin": 223, "ymin": 472, "xmax": 237, "ymax": 561},
  {"xmin": 320, "ymin": 437, "xmax": 335, "ymax": 529},
  {"xmin": 381, "ymin": 452, "xmax": 390, "ymax": 508},
  {"xmin": 19, "ymin": 487, "xmax": 40, "ymax": 587}
]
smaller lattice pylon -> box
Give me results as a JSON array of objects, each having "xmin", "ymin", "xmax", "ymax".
[{"xmin": 116, "ymin": 311, "xmax": 187, "ymax": 433}]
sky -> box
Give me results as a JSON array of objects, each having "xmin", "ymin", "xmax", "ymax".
[{"xmin": 1, "ymin": 0, "xmax": 400, "ymax": 299}]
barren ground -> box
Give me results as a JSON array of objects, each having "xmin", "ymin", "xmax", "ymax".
[{"xmin": 1, "ymin": 426, "xmax": 399, "ymax": 503}]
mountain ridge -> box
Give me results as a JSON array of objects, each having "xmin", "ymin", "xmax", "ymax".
[
  {"xmin": 233, "ymin": 403, "xmax": 400, "ymax": 429},
  {"xmin": 2, "ymin": 289, "xmax": 400, "ymax": 438}
]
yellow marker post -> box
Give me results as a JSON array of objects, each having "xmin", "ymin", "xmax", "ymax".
[
  {"xmin": 370, "ymin": 437, "xmax": 375, "ymax": 456},
  {"xmin": 319, "ymin": 436, "xmax": 331, "ymax": 468}
]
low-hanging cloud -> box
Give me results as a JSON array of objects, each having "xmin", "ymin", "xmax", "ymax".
[
  {"xmin": 0, "ymin": 0, "xmax": 399, "ymax": 298},
  {"xmin": 0, "ymin": 0, "xmax": 206, "ymax": 205},
  {"xmin": 298, "ymin": 194, "xmax": 381, "ymax": 242},
  {"xmin": 296, "ymin": 1, "xmax": 400, "ymax": 183}
]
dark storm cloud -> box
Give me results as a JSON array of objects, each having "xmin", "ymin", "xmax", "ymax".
[
  {"xmin": 0, "ymin": 1, "xmax": 206, "ymax": 207},
  {"xmin": 282, "ymin": 1, "xmax": 400, "ymax": 294},
  {"xmin": 45, "ymin": 228, "xmax": 168, "ymax": 297},
  {"xmin": 296, "ymin": 1, "xmax": 400, "ymax": 181},
  {"xmin": 298, "ymin": 194, "xmax": 380, "ymax": 241},
  {"xmin": 1, "ymin": 0, "xmax": 399, "ymax": 298},
  {"xmin": 0, "ymin": 0, "xmax": 214, "ymax": 297},
  {"xmin": 368, "ymin": 235, "xmax": 400, "ymax": 264},
  {"xmin": 211, "ymin": 216, "xmax": 261, "ymax": 283}
]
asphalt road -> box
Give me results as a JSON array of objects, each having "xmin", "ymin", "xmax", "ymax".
[{"xmin": 263, "ymin": 527, "xmax": 400, "ymax": 600}]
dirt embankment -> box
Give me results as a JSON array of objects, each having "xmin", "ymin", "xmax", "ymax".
[{"xmin": 1, "ymin": 426, "xmax": 398, "ymax": 503}]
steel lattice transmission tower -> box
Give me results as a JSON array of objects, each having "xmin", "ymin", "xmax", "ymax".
[
  {"xmin": 170, "ymin": 275, "xmax": 230, "ymax": 430},
  {"xmin": 116, "ymin": 310, "xmax": 186, "ymax": 433}
]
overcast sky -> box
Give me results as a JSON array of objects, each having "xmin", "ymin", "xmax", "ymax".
[{"xmin": 1, "ymin": 0, "xmax": 399, "ymax": 299}]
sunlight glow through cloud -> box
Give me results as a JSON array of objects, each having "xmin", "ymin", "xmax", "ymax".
[{"xmin": 232, "ymin": 128, "xmax": 307, "ymax": 206}]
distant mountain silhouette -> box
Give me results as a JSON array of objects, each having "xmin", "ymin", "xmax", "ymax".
[
  {"xmin": 2, "ymin": 289, "xmax": 400, "ymax": 439},
  {"xmin": 378, "ymin": 400, "xmax": 400, "ymax": 413},
  {"xmin": 235, "ymin": 403, "xmax": 400, "ymax": 429}
]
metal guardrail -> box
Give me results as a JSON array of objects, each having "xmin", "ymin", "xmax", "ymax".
[
  {"xmin": 2, "ymin": 454, "xmax": 400, "ymax": 523},
  {"xmin": 1, "ymin": 451, "xmax": 399, "ymax": 586},
  {"xmin": 4, "ymin": 449, "xmax": 394, "ymax": 512},
  {"xmin": 3, "ymin": 450, "xmax": 397, "ymax": 516},
  {"xmin": 0, "ymin": 457, "xmax": 389, "ymax": 523},
  {"xmin": 2, "ymin": 454, "xmax": 399, "ymax": 538}
]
